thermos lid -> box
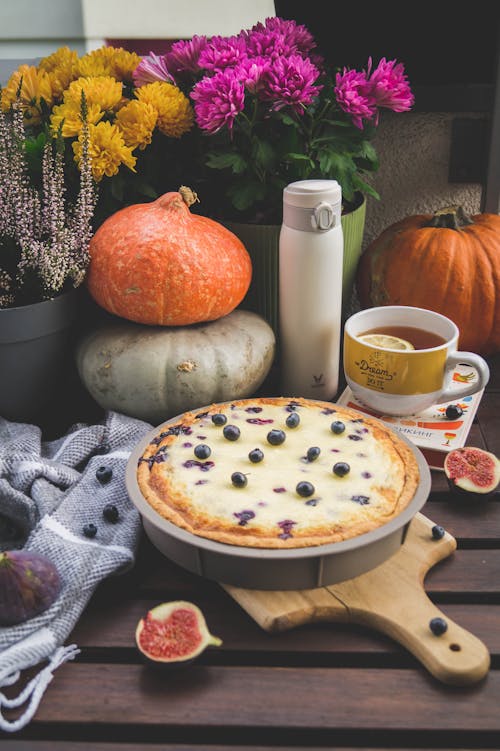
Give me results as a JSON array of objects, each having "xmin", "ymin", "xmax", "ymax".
[{"xmin": 283, "ymin": 180, "xmax": 342, "ymax": 209}]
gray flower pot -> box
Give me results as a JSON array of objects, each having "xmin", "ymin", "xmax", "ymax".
[{"xmin": 0, "ymin": 290, "xmax": 77, "ymax": 422}]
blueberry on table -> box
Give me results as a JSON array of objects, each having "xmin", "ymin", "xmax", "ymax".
[
  {"xmin": 103, "ymin": 504, "xmax": 119, "ymax": 523},
  {"xmin": 194, "ymin": 444, "xmax": 211, "ymax": 459},
  {"xmin": 96, "ymin": 466, "xmax": 113, "ymax": 484},
  {"xmin": 331, "ymin": 421, "xmax": 345, "ymax": 434},
  {"xmin": 249, "ymin": 448, "xmax": 264, "ymax": 463},
  {"xmin": 429, "ymin": 617, "xmax": 448, "ymax": 636},
  {"xmin": 333, "ymin": 462, "xmax": 350, "ymax": 477},
  {"xmin": 445, "ymin": 404, "xmax": 464, "ymax": 419},
  {"xmin": 296, "ymin": 481, "xmax": 315, "ymax": 497},
  {"xmin": 94, "ymin": 442, "xmax": 111, "ymax": 455},
  {"xmin": 267, "ymin": 429, "xmax": 286, "ymax": 445},
  {"xmin": 286, "ymin": 412, "xmax": 300, "ymax": 428},
  {"xmin": 431, "ymin": 524, "xmax": 445, "ymax": 540},
  {"xmin": 306, "ymin": 446, "xmax": 321, "ymax": 462},
  {"xmin": 83, "ymin": 523, "xmax": 97, "ymax": 538},
  {"xmin": 223, "ymin": 425, "xmax": 240, "ymax": 441},
  {"xmin": 231, "ymin": 472, "xmax": 248, "ymax": 487}
]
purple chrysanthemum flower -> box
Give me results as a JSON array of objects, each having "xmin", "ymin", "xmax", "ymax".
[
  {"xmin": 191, "ymin": 69, "xmax": 245, "ymax": 134},
  {"xmin": 367, "ymin": 57, "xmax": 414, "ymax": 114},
  {"xmin": 256, "ymin": 16, "xmax": 317, "ymax": 57},
  {"xmin": 165, "ymin": 35, "xmax": 208, "ymax": 76},
  {"xmin": 199, "ymin": 35, "xmax": 248, "ymax": 71},
  {"xmin": 236, "ymin": 56, "xmax": 271, "ymax": 95},
  {"xmin": 261, "ymin": 54, "xmax": 322, "ymax": 112},
  {"xmin": 334, "ymin": 68, "xmax": 377, "ymax": 129},
  {"xmin": 132, "ymin": 51, "xmax": 174, "ymax": 87},
  {"xmin": 241, "ymin": 25, "xmax": 296, "ymax": 60}
]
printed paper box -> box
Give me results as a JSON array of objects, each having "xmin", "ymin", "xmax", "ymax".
[{"xmin": 336, "ymin": 363, "xmax": 484, "ymax": 470}]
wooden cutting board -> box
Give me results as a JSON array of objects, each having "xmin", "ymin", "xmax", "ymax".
[{"xmin": 223, "ymin": 513, "xmax": 490, "ymax": 686}]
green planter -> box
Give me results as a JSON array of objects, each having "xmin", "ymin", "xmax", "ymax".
[{"xmin": 226, "ymin": 194, "xmax": 367, "ymax": 339}]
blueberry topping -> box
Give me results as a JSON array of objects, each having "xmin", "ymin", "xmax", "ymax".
[
  {"xmin": 286, "ymin": 412, "xmax": 300, "ymax": 428},
  {"xmin": 351, "ymin": 495, "xmax": 370, "ymax": 505},
  {"xmin": 195, "ymin": 479, "xmax": 208, "ymax": 485},
  {"xmin": 83, "ymin": 523, "xmax": 97, "ymax": 538},
  {"xmin": 348, "ymin": 434, "xmax": 363, "ymax": 441},
  {"xmin": 296, "ymin": 481, "xmax": 315, "ymax": 497},
  {"xmin": 223, "ymin": 424, "xmax": 241, "ymax": 441},
  {"xmin": 273, "ymin": 487, "xmax": 286, "ymax": 493},
  {"xmin": 286, "ymin": 401, "xmax": 300, "ymax": 411},
  {"xmin": 361, "ymin": 471, "xmax": 373, "ymax": 479},
  {"xmin": 103, "ymin": 504, "xmax": 119, "ymax": 523},
  {"xmin": 194, "ymin": 444, "xmax": 211, "ymax": 459},
  {"xmin": 267, "ymin": 429, "xmax": 286, "ymax": 445},
  {"xmin": 277, "ymin": 519, "xmax": 296, "ymax": 540},
  {"xmin": 182, "ymin": 442, "xmax": 193, "ymax": 448},
  {"xmin": 306, "ymin": 446, "xmax": 321, "ymax": 462},
  {"xmin": 94, "ymin": 442, "xmax": 111, "ymax": 455},
  {"xmin": 331, "ymin": 421, "xmax": 345, "ymax": 434},
  {"xmin": 182, "ymin": 459, "xmax": 214, "ymax": 471},
  {"xmin": 333, "ymin": 462, "xmax": 350, "ymax": 477},
  {"xmin": 234, "ymin": 509, "xmax": 255, "ymax": 526},
  {"xmin": 249, "ymin": 448, "xmax": 264, "ymax": 463},
  {"xmin": 231, "ymin": 471, "xmax": 248, "ymax": 487},
  {"xmin": 305, "ymin": 498, "xmax": 319, "ymax": 506},
  {"xmin": 96, "ymin": 466, "xmax": 113, "ymax": 484},
  {"xmin": 445, "ymin": 404, "xmax": 464, "ymax": 419},
  {"xmin": 431, "ymin": 524, "xmax": 445, "ymax": 540},
  {"xmin": 429, "ymin": 617, "xmax": 448, "ymax": 636},
  {"xmin": 245, "ymin": 406, "xmax": 263, "ymax": 413},
  {"xmin": 321, "ymin": 407, "xmax": 337, "ymax": 415},
  {"xmin": 246, "ymin": 417, "xmax": 274, "ymax": 425},
  {"xmin": 212, "ymin": 413, "xmax": 227, "ymax": 426}
]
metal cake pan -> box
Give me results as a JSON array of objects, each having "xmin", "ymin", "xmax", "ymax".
[{"xmin": 126, "ymin": 407, "xmax": 431, "ymax": 590}]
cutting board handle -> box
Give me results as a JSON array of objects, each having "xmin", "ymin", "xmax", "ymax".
[
  {"xmin": 226, "ymin": 514, "xmax": 490, "ymax": 686},
  {"xmin": 326, "ymin": 513, "xmax": 490, "ymax": 685}
]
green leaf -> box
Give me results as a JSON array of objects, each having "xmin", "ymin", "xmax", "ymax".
[
  {"xmin": 252, "ymin": 139, "xmax": 275, "ymax": 171},
  {"xmin": 228, "ymin": 182, "xmax": 266, "ymax": 211},
  {"xmin": 206, "ymin": 151, "xmax": 247, "ymax": 174},
  {"xmin": 285, "ymin": 152, "xmax": 315, "ymax": 166}
]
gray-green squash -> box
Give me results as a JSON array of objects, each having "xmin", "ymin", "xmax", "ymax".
[{"xmin": 76, "ymin": 310, "xmax": 275, "ymax": 424}]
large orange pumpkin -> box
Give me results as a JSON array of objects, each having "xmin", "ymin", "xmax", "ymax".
[
  {"xmin": 87, "ymin": 187, "xmax": 252, "ymax": 326},
  {"xmin": 356, "ymin": 207, "xmax": 500, "ymax": 355}
]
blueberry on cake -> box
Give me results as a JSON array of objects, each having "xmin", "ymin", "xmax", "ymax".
[{"xmin": 136, "ymin": 397, "xmax": 420, "ymax": 549}]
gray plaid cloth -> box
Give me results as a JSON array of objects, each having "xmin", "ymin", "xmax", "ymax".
[{"xmin": 0, "ymin": 410, "xmax": 151, "ymax": 732}]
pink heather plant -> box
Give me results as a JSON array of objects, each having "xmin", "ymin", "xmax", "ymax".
[
  {"xmin": 133, "ymin": 16, "xmax": 414, "ymax": 223},
  {"xmin": 0, "ymin": 96, "xmax": 96, "ymax": 307}
]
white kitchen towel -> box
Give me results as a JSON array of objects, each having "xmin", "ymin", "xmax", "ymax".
[{"xmin": 0, "ymin": 410, "xmax": 151, "ymax": 731}]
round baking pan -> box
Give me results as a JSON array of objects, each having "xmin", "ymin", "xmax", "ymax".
[{"xmin": 126, "ymin": 406, "xmax": 432, "ymax": 590}]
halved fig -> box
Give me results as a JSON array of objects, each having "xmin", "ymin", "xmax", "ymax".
[
  {"xmin": 444, "ymin": 446, "xmax": 500, "ymax": 496},
  {"xmin": 135, "ymin": 600, "xmax": 222, "ymax": 665},
  {"xmin": 0, "ymin": 550, "xmax": 62, "ymax": 626}
]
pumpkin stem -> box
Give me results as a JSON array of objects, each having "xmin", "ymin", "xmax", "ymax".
[
  {"xmin": 179, "ymin": 186, "xmax": 200, "ymax": 208},
  {"xmin": 426, "ymin": 206, "xmax": 474, "ymax": 230}
]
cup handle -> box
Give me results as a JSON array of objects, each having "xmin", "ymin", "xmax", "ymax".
[{"xmin": 439, "ymin": 352, "xmax": 490, "ymax": 403}]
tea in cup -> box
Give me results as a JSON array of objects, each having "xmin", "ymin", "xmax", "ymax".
[{"xmin": 343, "ymin": 306, "xmax": 490, "ymax": 416}]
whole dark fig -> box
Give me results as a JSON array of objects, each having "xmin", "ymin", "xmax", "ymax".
[
  {"xmin": 135, "ymin": 600, "xmax": 222, "ymax": 666},
  {"xmin": 0, "ymin": 550, "xmax": 62, "ymax": 626},
  {"xmin": 444, "ymin": 446, "xmax": 500, "ymax": 497}
]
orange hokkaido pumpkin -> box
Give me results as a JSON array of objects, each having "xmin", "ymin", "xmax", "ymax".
[
  {"xmin": 87, "ymin": 187, "xmax": 252, "ymax": 326},
  {"xmin": 356, "ymin": 207, "xmax": 500, "ymax": 355}
]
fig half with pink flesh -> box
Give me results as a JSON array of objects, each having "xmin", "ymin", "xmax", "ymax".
[
  {"xmin": 135, "ymin": 600, "xmax": 222, "ymax": 665},
  {"xmin": 444, "ymin": 447, "xmax": 500, "ymax": 496}
]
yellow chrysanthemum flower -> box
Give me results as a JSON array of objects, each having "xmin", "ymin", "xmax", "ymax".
[
  {"xmin": 135, "ymin": 81, "xmax": 194, "ymax": 138},
  {"xmin": 115, "ymin": 99, "xmax": 157, "ymax": 150},
  {"xmin": 77, "ymin": 46, "xmax": 141, "ymax": 82},
  {"xmin": 73, "ymin": 121, "xmax": 136, "ymax": 181},
  {"xmin": 1, "ymin": 65, "xmax": 53, "ymax": 124},
  {"xmin": 50, "ymin": 101, "xmax": 104, "ymax": 138},
  {"xmin": 38, "ymin": 46, "xmax": 79, "ymax": 100},
  {"xmin": 64, "ymin": 76, "xmax": 123, "ymax": 113}
]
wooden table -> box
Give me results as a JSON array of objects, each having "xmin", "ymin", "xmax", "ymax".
[{"xmin": 2, "ymin": 354, "xmax": 500, "ymax": 749}]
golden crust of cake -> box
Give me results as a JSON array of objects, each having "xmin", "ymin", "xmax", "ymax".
[{"xmin": 136, "ymin": 397, "xmax": 420, "ymax": 549}]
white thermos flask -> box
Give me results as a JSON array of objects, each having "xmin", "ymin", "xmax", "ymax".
[{"xmin": 279, "ymin": 179, "xmax": 343, "ymax": 399}]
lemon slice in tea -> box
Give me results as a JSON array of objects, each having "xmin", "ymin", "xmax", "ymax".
[{"xmin": 358, "ymin": 334, "xmax": 415, "ymax": 350}]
